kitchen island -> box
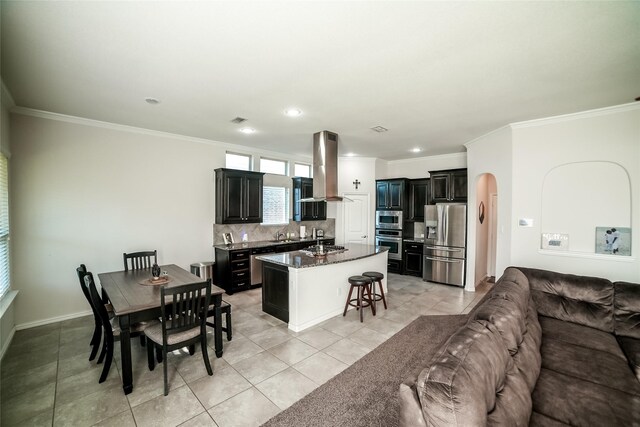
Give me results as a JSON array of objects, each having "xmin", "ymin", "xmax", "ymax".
[{"xmin": 256, "ymin": 243, "xmax": 389, "ymax": 332}]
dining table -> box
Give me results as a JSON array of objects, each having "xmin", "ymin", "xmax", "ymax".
[{"xmin": 98, "ymin": 264, "xmax": 225, "ymax": 395}]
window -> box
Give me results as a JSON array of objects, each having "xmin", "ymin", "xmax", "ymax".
[
  {"xmin": 262, "ymin": 186, "xmax": 290, "ymax": 225},
  {"xmin": 0, "ymin": 154, "xmax": 9, "ymax": 300},
  {"xmin": 225, "ymin": 152, "xmax": 251, "ymax": 171},
  {"xmin": 260, "ymin": 158, "xmax": 287, "ymax": 175},
  {"xmin": 294, "ymin": 163, "xmax": 311, "ymax": 178}
]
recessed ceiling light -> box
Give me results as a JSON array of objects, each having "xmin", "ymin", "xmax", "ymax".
[
  {"xmin": 345, "ymin": 152, "xmax": 356, "ymax": 157},
  {"xmin": 145, "ymin": 97, "xmax": 160, "ymax": 105},
  {"xmin": 411, "ymin": 148, "xmax": 422, "ymax": 153},
  {"xmin": 284, "ymin": 108, "xmax": 302, "ymax": 117},
  {"xmin": 239, "ymin": 128, "xmax": 256, "ymax": 134}
]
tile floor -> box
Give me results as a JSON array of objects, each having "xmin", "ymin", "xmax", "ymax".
[{"xmin": 0, "ymin": 274, "xmax": 491, "ymax": 427}]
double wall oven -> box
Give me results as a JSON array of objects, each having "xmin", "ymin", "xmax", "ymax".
[{"xmin": 375, "ymin": 211, "xmax": 403, "ymax": 261}]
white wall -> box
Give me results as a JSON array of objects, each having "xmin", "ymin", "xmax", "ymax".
[
  {"xmin": 382, "ymin": 153, "xmax": 466, "ymax": 179},
  {"xmin": 9, "ymin": 111, "xmax": 314, "ymax": 327},
  {"xmin": 465, "ymin": 126, "xmax": 513, "ymax": 290},
  {"xmin": 510, "ymin": 104, "xmax": 639, "ymax": 281}
]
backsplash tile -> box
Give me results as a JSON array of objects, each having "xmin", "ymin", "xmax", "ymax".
[{"xmin": 213, "ymin": 219, "xmax": 335, "ymax": 245}]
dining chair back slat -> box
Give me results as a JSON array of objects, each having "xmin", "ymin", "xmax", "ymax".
[
  {"xmin": 123, "ymin": 250, "xmax": 157, "ymax": 272},
  {"xmin": 77, "ymin": 264, "xmax": 102, "ymax": 361},
  {"xmin": 84, "ymin": 271, "xmax": 116, "ymax": 383}
]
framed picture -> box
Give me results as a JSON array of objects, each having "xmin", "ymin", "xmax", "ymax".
[
  {"xmin": 222, "ymin": 232, "xmax": 234, "ymax": 245},
  {"xmin": 595, "ymin": 227, "xmax": 631, "ymax": 256}
]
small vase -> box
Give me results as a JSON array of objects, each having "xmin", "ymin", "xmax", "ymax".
[{"xmin": 152, "ymin": 263, "xmax": 161, "ymax": 279}]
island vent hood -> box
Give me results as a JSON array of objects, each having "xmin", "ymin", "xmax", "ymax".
[{"xmin": 300, "ymin": 130, "xmax": 348, "ymax": 203}]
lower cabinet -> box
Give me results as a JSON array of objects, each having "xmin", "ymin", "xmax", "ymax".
[
  {"xmin": 403, "ymin": 242, "xmax": 423, "ymax": 277},
  {"xmin": 214, "ymin": 248, "xmax": 251, "ymax": 294},
  {"xmin": 387, "ymin": 259, "xmax": 403, "ymax": 274},
  {"xmin": 262, "ymin": 262, "xmax": 289, "ymax": 322}
]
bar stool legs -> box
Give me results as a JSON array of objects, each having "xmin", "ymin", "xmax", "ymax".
[
  {"xmin": 343, "ymin": 275, "xmax": 375, "ymax": 322},
  {"xmin": 362, "ymin": 271, "xmax": 386, "ymax": 313}
]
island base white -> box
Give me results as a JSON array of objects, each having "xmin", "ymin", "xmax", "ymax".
[{"xmin": 287, "ymin": 251, "xmax": 388, "ymax": 332}]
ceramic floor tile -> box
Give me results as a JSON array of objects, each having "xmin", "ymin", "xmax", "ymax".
[
  {"xmin": 246, "ymin": 326, "xmax": 292, "ymax": 350},
  {"xmin": 170, "ymin": 348, "xmax": 230, "ymax": 384},
  {"xmin": 92, "ymin": 409, "xmax": 136, "ymax": 427},
  {"xmin": 58, "ymin": 351, "xmax": 102, "ymax": 380},
  {"xmin": 7, "ymin": 329, "xmax": 60, "ymax": 354},
  {"xmin": 126, "ymin": 362, "xmax": 186, "ymax": 407},
  {"xmin": 178, "ymin": 411, "xmax": 218, "ymax": 427},
  {"xmin": 55, "ymin": 361, "xmax": 122, "ymax": 406},
  {"xmin": 293, "ymin": 352, "xmax": 349, "ymax": 386},
  {"xmin": 364, "ymin": 317, "xmax": 405, "ymax": 337},
  {"xmin": 0, "ymin": 360, "xmax": 57, "ymax": 397},
  {"xmin": 230, "ymin": 351, "xmax": 288, "ymax": 385},
  {"xmin": 209, "ymin": 387, "xmax": 280, "ymax": 427},
  {"xmin": 1, "ymin": 340, "xmax": 60, "ymax": 374},
  {"xmin": 54, "ymin": 384, "xmax": 129, "ymax": 426},
  {"xmin": 296, "ymin": 327, "xmax": 341, "ymax": 350},
  {"xmin": 221, "ymin": 336, "xmax": 264, "ymax": 365},
  {"xmin": 347, "ymin": 327, "xmax": 391, "ymax": 350},
  {"xmin": 131, "ymin": 385, "xmax": 205, "ymax": 427},
  {"xmin": 319, "ymin": 316, "xmax": 366, "ymax": 337},
  {"xmin": 10, "ymin": 409, "xmax": 53, "ymax": 427},
  {"xmin": 323, "ymin": 338, "xmax": 371, "ymax": 365},
  {"xmin": 255, "ymin": 367, "xmax": 318, "ymax": 410},
  {"xmin": 59, "ymin": 323, "xmax": 94, "ymax": 346},
  {"xmin": 189, "ymin": 365, "xmax": 252, "ymax": 409},
  {"xmin": 11, "ymin": 322, "xmax": 60, "ymax": 341},
  {"xmin": 1, "ymin": 382, "xmax": 56, "ymax": 425},
  {"xmin": 268, "ymin": 338, "xmax": 318, "ymax": 365}
]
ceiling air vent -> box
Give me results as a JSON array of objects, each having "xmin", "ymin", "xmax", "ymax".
[
  {"xmin": 371, "ymin": 126, "xmax": 388, "ymax": 133},
  {"xmin": 230, "ymin": 117, "xmax": 247, "ymax": 123}
]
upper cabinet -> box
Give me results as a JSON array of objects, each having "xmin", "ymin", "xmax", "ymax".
[
  {"xmin": 292, "ymin": 177, "xmax": 326, "ymax": 221},
  {"xmin": 215, "ymin": 168, "xmax": 265, "ymax": 224},
  {"xmin": 429, "ymin": 168, "xmax": 467, "ymax": 203},
  {"xmin": 376, "ymin": 179, "xmax": 408, "ymax": 210},
  {"xmin": 408, "ymin": 178, "xmax": 430, "ymax": 222}
]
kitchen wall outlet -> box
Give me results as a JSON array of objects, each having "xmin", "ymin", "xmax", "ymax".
[{"xmin": 519, "ymin": 218, "xmax": 534, "ymax": 227}]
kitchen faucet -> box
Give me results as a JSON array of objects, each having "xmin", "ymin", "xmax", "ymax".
[{"xmin": 276, "ymin": 232, "xmax": 285, "ymax": 241}]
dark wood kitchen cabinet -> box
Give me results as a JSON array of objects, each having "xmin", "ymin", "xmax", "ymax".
[
  {"xmin": 292, "ymin": 177, "xmax": 326, "ymax": 221},
  {"xmin": 376, "ymin": 179, "xmax": 408, "ymax": 210},
  {"xmin": 429, "ymin": 169, "xmax": 467, "ymax": 203},
  {"xmin": 215, "ymin": 168, "xmax": 264, "ymax": 224},
  {"xmin": 214, "ymin": 248, "xmax": 251, "ymax": 294},
  {"xmin": 262, "ymin": 262, "xmax": 289, "ymax": 323},
  {"xmin": 408, "ymin": 178, "xmax": 430, "ymax": 222},
  {"xmin": 403, "ymin": 241, "xmax": 423, "ymax": 277}
]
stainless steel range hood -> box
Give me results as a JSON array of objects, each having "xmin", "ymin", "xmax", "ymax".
[{"xmin": 300, "ymin": 130, "xmax": 346, "ymax": 202}]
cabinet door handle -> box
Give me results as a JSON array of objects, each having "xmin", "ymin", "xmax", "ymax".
[{"xmin": 237, "ymin": 272, "xmax": 245, "ymax": 276}]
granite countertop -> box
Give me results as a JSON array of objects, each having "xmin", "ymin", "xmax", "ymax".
[
  {"xmin": 256, "ymin": 243, "xmax": 389, "ymax": 269},
  {"xmin": 214, "ymin": 236, "xmax": 335, "ymax": 251}
]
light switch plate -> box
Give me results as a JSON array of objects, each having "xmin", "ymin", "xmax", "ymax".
[
  {"xmin": 519, "ymin": 218, "xmax": 534, "ymax": 227},
  {"xmin": 541, "ymin": 233, "xmax": 569, "ymax": 251}
]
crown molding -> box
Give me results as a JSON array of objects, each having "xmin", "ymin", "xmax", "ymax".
[
  {"xmin": 509, "ymin": 102, "xmax": 639, "ymax": 129},
  {"xmin": 10, "ymin": 106, "xmax": 312, "ymax": 162},
  {"xmin": 387, "ymin": 151, "xmax": 466, "ymax": 165},
  {"xmin": 464, "ymin": 125, "xmax": 512, "ymax": 149}
]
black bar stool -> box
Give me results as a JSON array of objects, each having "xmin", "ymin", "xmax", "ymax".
[
  {"xmin": 362, "ymin": 271, "xmax": 387, "ymax": 312},
  {"xmin": 343, "ymin": 275, "xmax": 375, "ymax": 322}
]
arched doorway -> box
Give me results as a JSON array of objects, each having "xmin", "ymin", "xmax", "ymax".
[{"xmin": 474, "ymin": 173, "xmax": 498, "ymax": 285}]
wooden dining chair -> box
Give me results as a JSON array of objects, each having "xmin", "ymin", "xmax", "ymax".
[
  {"xmin": 76, "ymin": 264, "xmax": 103, "ymax": 361},
  {"xmin": 206, "ymin": 300, "xmax": 232, "ymax": 342},
  {"xmin": 84, "ymin": 271, "xmax": 147, "ymax": 383},
  {"xmin": 144, "ymin": 281, "xmax": 213, "ymax": 395},
  {"xmin": 123, "ymin": 250, "xmax": 157, "ymax": 271}
]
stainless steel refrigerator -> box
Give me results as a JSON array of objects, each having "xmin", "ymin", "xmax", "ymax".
[{"xmin": 423, "ymin": 203, "xmax": 467, "ymax": 287}]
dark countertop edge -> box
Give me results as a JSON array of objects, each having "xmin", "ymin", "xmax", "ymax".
[
  {"xmin": 256, "ymin": 246, "xmax": 389, "ymax": 269},
  {"xmin": 213, "ymin": 236, "xmax": 335, "ymax": 251}
]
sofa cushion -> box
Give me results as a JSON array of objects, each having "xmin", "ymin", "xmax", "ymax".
[
  {"xmin": 471, "ymin": 296, "xmax": 525, "ymax": 355},
  {"xmin": 540, "ymin": 338, "xmax": 640, "ymax": 396},
  {"xmin": 398, "ymin": 383, "xmax": 427, "ymax": 427},
  {"xmin": 538, "ymin": 316, "xmax": 626, "ymax": 359},
  {"xmin": 489, "ymin": 267, "xmax": 530, "ymax": 314},
  {"xmin": 613, "ymin": 281, "xmax": 640, "ymax": 339},
  {"xmin": 520, "ymin": 267, "xmax": 614, "ymax": 333},
  {"xmin": 529, "ymin": 412, "xmax": 569, "ymax": 426},
  {"xmin": 417, "ymin": 320, "xmax": 532, "ymax": 426},
  {"xmin": 618, "ymin": 335, "xmax": 640, "ymax": 383},
  {"xmin": 532, "ymin": 368, "xmax": 640, "ymax": 426},
  {"xmin": 512, "ymin": 299, "xmax": 542, "ymax": 392}
]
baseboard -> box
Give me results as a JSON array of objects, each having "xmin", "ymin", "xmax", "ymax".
[
  {"xmin": 0, "ymin": 326, "xmax": 16, "ymax": 361},
  {"xmin": 16, "ymin": 310, "xmax": 93, "ymax": 331}
]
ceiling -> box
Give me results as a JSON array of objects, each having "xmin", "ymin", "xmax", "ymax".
[{"xmin": 2, "ymin": 1, "xmax": 639, "ymax": 160}]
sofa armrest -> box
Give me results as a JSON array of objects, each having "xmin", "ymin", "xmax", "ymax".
[
  {"xmin": 398, "ymin": 383, "xmax": 427, "ymax": 427},
  {"xmin": 617, "ymin": 335, "xmax": 640, "ymax": 383}
]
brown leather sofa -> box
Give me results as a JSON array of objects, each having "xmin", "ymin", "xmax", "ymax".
[{"xmin": 400, "ymin": 267, "xmax": 640, "ymax": 426}]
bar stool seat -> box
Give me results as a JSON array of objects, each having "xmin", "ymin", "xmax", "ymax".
[
  {"xmin": 362, "ymin": 271, "xmax": 387, "ymax": 311},
  {"xmin": 343, "ymin": 275, "xmax": 375, "ymax": 322}
]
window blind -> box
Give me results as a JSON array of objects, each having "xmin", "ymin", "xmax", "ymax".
[
  {"xmin": 0, "ymin": 154, "xmax": 9, "ymax": 300},
  {"xmin": 262, "ymin": 186, "xmax": 290, "ymax": 225}
]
